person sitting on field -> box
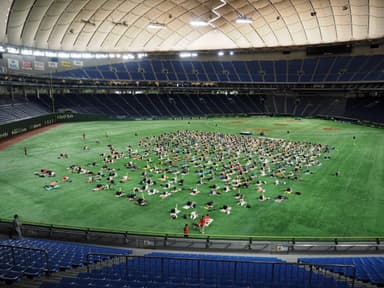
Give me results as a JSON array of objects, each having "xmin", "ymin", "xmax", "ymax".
[
  {"xmin": 159, "ymin": 174, "xmax": 168, "ymax": 181},
  {"xmin": 190, "ymin": 188, "xmax": 200, "ymax": 196},
  {"xmin": 115, "ymin": 189, "xmax": 125, "ymax": 198},
  {"xmin": 159, "ymin": 191, "xmax": 171, "ymax": 199},
  {"xmin": 204, "ymin": 201, "xmax": 214, "ymax": 210},
  {"xmin": 284, "ymin": 187, "xmax": 293, "ymax": 194},
  {"xmin": 171, "ymin": 186, "xmax": 181, "ymax": 193},
  {"xmin": 237, "ymin": 195, "xmax": 248, "ymax": 207},
  {"xmin": 119, "ymin": 175, "xmax": 130, "ymax": 183},
  {"xmin": 209, "ymin": 189, "xmax": 221, "ymax": 196},
  {"xmin": 148, "ymin": 188, "xmax": 159, "ymax": 195},
  {"xmin": 183, "ymin": 201, "xmax": 196, "ymax": 209},
  {"xmin": 234, "ymin": 192, "xmax": 243, "ymax": 199},
  {"xmin": 169, "ymin": 205, "xmax": 181, "ymax": 219},
  {"xmin": 190, "ymin": 211, "xmax": 198, "ymax": 220},
  {"xmin": 203, "ymin": 214, "xmax": 213, "ymax": 226},
  {"xmin": 62, "ymin": 176, "xmax": 72, "ymax": 183},
  {"xmin": 135, "ymin": 198, "xmax": 148, "ymax": 206},
  {"xmin": 220, "ymin": 205, "xmax": 232, "ymax": 215},
  {"xmin": 127, "ymin": 193, "xmax": 137, "ymax": 200},
  {"xmin": 258, "ymin": 194, "xmax": 271, "ymax": 202}
]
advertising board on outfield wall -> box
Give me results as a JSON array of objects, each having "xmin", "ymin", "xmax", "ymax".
[{"xmin": 0, "ymin": 113, "xmax": 107, "ymax": 141}]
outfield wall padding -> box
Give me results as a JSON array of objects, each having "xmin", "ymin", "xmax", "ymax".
[{"xmin": 1, "ymin": 112, "xmax": 383, "ymax": 142}]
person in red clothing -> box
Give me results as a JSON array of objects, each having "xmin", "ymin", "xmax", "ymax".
[
  {"xmin": 183, "ymin": 224, "xmax": 189, "ymax": 238},
  {"xmin": 204, "ymin": 214, "xmax": 213, "ymax": 226},
  {"xmin": 200, "ymin": 216, "xmax": 206, "ymax": 234}
]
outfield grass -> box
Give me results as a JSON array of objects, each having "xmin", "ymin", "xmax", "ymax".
[{"xmin": 0, "ymin": 117, "xmax": 383, "ymax": 239}]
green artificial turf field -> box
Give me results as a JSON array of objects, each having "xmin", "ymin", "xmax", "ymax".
[{"xmin": 0, "ymin": 117, "xmax": 383, "ymax": 240}]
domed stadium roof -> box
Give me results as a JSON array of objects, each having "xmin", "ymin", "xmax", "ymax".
[{"xmin": 0, "ymin": 0, "xmax": 383, "ymax": 53}]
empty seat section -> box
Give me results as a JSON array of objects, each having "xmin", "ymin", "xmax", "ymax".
[
  {"xmin": 275, "ymin": 60, "xmax": 287, "ymax": 82},
  {"xmin": 201, "ymin": 62, "xmax": 219, "ymax": 81},
  {"xmin": 191, "ymin": 61, "xmax": 209, "ymax": 81},
  {"xmin": 246, "ymin": 60, "xmax": 263, "ymax": 82},
  {"xmin": 232, "ymin": 61, "xmax": 251, "ymax": 82}
]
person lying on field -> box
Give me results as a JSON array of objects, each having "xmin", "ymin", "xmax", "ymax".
[
  {"xmin": 35, "ymin": 168, "xmax": 56, "ymax": 177},
  {"xmin": 220, "ymin": 205, "xmax": 232, "ymax": 214},
  {"xmin": 92, "ymin": 183, "xmax": 107, "ymax": 191},
  {"xmin": 43, "ymin": 181, "xmax": 60, "ymax": 190}
]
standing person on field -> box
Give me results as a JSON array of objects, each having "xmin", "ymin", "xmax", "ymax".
[
  {"xmin": 183, "ymin": 224, "xmax": 189, "ymax": 238},
  {"xmin": 13, "ymin": 214, "xmax": 23, "ymax": 239}
]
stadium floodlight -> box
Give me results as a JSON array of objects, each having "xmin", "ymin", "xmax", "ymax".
[
  {"xmin": 95, "ymin": 53, "xmax": 108, "ymax": 59},
  {"xmin": 218, "ymin": 51, "xmax": 224, "ymax": 56},
  {"xmin": 147, "ymin": 22, "xmax": 167, "ymax": 29},
  {"xmin": 122, "ymin": 54, "xmax": 135, "ymax": 60},
  {"xmin": 57, "ymin": 52, "xmax": 70, "ymax": 58},
  {"xmin": 236, "ymin": 15, "xmax": 253, "ymax": 24},
  {"xmin": 81, "ymin": 53, "xmax": 94, "ymax": 59},
  {"xmin": 21, "ymin": 49, "xmax": 33, "ymax": 55},
  {"xmin": 190, "ymin": 19, "xmax": 210, "ymax": 27},
  {"xmin": 7, "ymin": 47, "xmax": 19, "ymax": 54},
  {"xmin": 33, "ymin": 50, "xmax": 45, "ymax": 56},
  {"xmin": 229, "ymin": 51, "xmax": 234, "ymax": 56},
  {"xmin": 45, "ymin": 51, "xmax": 57, "ymax": 57},
  {"xmin": 70, "ymin": 53, "xmax": 82, "ymax": 58},
  {"xmin": 137, "ymin": 53, "xmax": 147, "ymax": 59},
  {"xmin": 179, "ymin": 52, "xmax": 198, "ymax": 58},
  {"xmin": 109, "ymin": 53, "xmax": 116, "ymax": 58},
  {"xmin": 0, "ymin": 46, "xmax": 5, "ymax": 52}
]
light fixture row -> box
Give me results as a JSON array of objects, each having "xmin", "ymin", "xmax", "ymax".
[
  {"xmin": 0, "ymin": 44, "xmax": 235, "ymax": 60},
  {"xmin": 148, "ymin": 16, "xmax": 253, "ymax": 30},
  {"xmin": 0, "ymin": 45, "xmax": 148, "ymax": 60}
]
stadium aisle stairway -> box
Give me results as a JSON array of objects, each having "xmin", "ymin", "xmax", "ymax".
[
  {"xmin": 0, "ymin": 238, "xmax": 132, "ymax": 285},
  {"xmin": 299, "ymin": 257, "xmax": 384, "ymax": 287}
]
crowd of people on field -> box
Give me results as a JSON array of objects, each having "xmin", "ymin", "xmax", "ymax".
[
  {"xmin": 55, "ymin": 130, "xmax": 331, "ymax": 234},
  {"xmin": 23, "ymin": 122, "xmax": 342, "ymax": 240}
]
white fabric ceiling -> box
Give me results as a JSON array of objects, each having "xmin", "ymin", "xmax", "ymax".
[{"xmin": 0, "ymin": 0, "xmax": 383, "ymax": 52}]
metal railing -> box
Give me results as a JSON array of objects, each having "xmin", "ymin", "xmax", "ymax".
[
  {"xmin": 1, "ymin": 221, "xmax": 383, "ymax": 254},
  {"xmin": 86, "ymin": 253, "xmax": 356, "ymax": 287}
]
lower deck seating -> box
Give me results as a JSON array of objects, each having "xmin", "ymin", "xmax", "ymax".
[
  {"xmin": 0, "ymin": 102, "xmax": 50, "ymax": 124},
  {"xmin": 39, "ymin": 253, "xmax": 355, "ymax": 288},
  {"xmin": 0, "ymin": 238, "xmax": 132, "ymax": 285}
]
